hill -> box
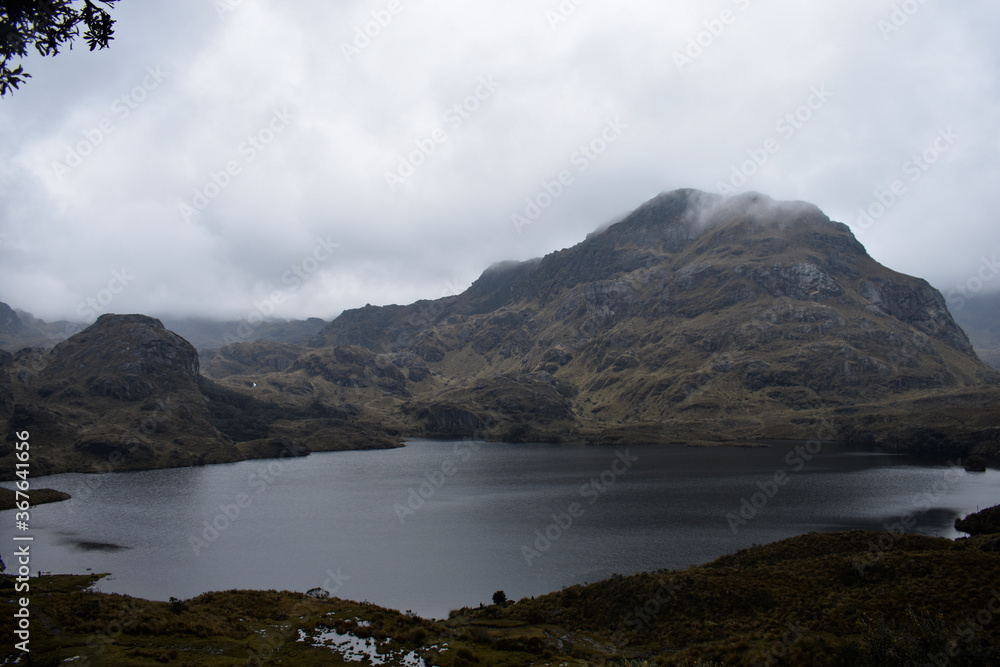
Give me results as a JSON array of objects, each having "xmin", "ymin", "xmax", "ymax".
[
  {"xmin": 4, "ymin": 190, "xmax": 999, "ymax": 477},
  {"xmin": 0, "ymin": 302, "xmax": 78, "ymax": 351},
  {"xmin": 0, "ymin": 303, "xmax": 329, "ymax": 355},
  {"xmin": 160, "ymin": 315, "xmax": 329, "ymax": 354},
  {"xmin": 0, "ymin": 314, "xmax": 398, "ymax": 480},
  {"xmin": 205, "ymin": 190, "xmax": 1000, "ymax": 459},
  {"xmin": 949, "ymin": 291, "xmax": 1000, "ymax": 369}
]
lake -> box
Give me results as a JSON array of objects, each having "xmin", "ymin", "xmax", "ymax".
[{"xmin": 2, "ymin": 439, "xmax": 997, "ymax": 619}]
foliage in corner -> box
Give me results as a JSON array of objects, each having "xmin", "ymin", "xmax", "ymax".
[{"xmin": 1, "ymin": 0, "xmax": 119, "ymax": 96}]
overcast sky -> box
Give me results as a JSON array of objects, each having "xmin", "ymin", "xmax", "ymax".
[{"xmin": 1, "ymin": 0, "xmax": 998, "ymax": 324}]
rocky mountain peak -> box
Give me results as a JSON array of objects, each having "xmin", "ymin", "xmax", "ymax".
[
  {"xmin": 304, "ymin": 188, "xmax": 996, "ymax": 446},
  {"xmin": 0, "ymin": 302, "xmax": 25, "ymax": 335},
  {"xmin": 39, "ymin": 313, "xmax": 200, "ymax": 401}
]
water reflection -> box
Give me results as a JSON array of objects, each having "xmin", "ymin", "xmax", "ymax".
[{"xmin": 1, "ymin": 439, "xmax": 995, "ymax": 619}]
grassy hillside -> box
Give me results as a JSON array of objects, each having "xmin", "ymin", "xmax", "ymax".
[
  {"xmin": 4, "ymin": 528, "xmax": 998, "ymax": 666},
  {"xmin": 4, "ymin": 191, "xmax": 1000, "ymax": 479},
  {"xmin": 201, "ymin": 191, "xmax": 1000, "ymax": 459}
]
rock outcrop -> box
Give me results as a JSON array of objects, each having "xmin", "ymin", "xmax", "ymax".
[
  {"xmin": 4, "ymin": 190, "xmax": 998, "ymax": 474},
  {"xmin": 0, "ymin": 315, "xmax": 399, "ymax": 479},
  {"xmin": 295, "ymin": 190, "xmax": 996, "ymax": 445}
]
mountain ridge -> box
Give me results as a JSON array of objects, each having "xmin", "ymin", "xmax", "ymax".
[
  {"xmin": 220, "ymin": 189, "xmax": 999, "ymax": 458},
  {"xmin": 3, "ymin": 189, "xmax": 999, "ymax": 477},
  {"xmin": 0, "ymin": 314, "xmax": 399, "ymax": 479}
]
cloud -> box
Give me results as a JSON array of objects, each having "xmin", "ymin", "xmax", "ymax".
[{"xmin": 1, "ymin": 0, "xmax": 998, "ymax": 322}]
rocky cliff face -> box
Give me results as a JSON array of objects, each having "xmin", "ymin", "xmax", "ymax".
[
  {"xmin": 202, "ymin": 340, "xmax": 307, "ymax": 378},
  {"xmin": 4, "ymin": 190, "xmax": 997, "ymax": 474},
  {"xmin": 317, "ymin": 191, "xmax": 979, "ymax": 369},
  {"xmin": 0, "ymin": 303, "xmax": 25, "ymax": 336},
  {"xmin": 0, "ymin": 302, "xmax": 77, "ymax": 351},
  {"xmin": 292, "ymin": 190, "xmax": 996, "ymax": 444},
  {"xmin": 37, "ymin": 314, "xmax": 200, "ymax": 401},
  {"xmin": 1, "ymin": 315, "xmax": 242, "ymax": 477},
  {"xmin": 0, "ymin": 315, "xmax": 398, "ymax": 479},
  {"xmin": 950, "ymin": 292, "xmax": 1000, "ymax": 369}
]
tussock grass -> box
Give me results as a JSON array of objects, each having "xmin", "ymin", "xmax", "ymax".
[{"xmin": 4, "ymin": 529, "xmax": 1000, "ymax": 665}]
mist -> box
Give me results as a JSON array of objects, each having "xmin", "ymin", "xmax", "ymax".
[{"xmin": 1, "ymin": 0, "xmax": 998, "ymax": 324}]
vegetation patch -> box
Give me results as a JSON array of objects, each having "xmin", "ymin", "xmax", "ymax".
[{"xmin": 5, "ymin": 530, "xmax": 1000, "ymax": 665}]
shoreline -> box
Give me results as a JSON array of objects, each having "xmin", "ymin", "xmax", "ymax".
[
  {"xmin": 6, "ymin": 432, "xmax": 994, "ymax": 487},
  {"xmin": 0, "ymin": 486, "xmax": 71, "ymax": 511},
  {"xmin": 4, "ymin": 522, "xmax": 999, "ymax": 665}
]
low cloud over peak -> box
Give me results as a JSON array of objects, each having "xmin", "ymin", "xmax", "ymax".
[{"xmin": 1, "ymin": 1, "xmax": 998, "ymax": 323}]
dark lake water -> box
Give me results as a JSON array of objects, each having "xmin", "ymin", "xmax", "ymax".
[{"xmin": 2, "ymin": 439, "xmax": 997, "ymax": 619}]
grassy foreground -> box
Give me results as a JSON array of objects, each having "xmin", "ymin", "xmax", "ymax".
[{"xmin": 2, "ymin": 528, "xmax": 999, "ymax": 666}]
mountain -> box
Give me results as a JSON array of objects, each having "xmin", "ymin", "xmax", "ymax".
[
  {"xmin": 4, "ymin": 189, "xmax": 999, "ymax": 477},
  {"xmin": 950, "ymin": 291, "xmax": 1000, "ymax": 369},
  {"xmin": 0, "ymin": 304, "xmax": 330, "ymax": 355},
  {"xmin": 0, "ymin": 303, "xmax": 79, "ymax": 351},
  {"xmin": 160, "ymin": 316, "xmax": 330, "ymax": 354},
  {"xmin": 223, "ymin": 189, "xmax": 994, "ymax": 455},
  {"xmin": 0, "ymin": 314, "xmax": 398, "ymax": 479}
]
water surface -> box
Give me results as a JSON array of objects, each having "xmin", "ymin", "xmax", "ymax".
[{"xmin": 2, "ymin": 439, "xmax": 995, "ymax": 619}]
